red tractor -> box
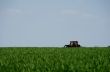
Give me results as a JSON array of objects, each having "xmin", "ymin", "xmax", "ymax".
[{"xmin": 64, "ymin": 41, "xmax": 81, "ymax": 48}]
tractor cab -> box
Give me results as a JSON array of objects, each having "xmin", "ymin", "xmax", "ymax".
[{"xmin": 64, "ymin": 41, "xmax": 80, "ymax": 48}]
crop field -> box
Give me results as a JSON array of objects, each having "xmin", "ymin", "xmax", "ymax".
[{"xmin": 0, "ymin": 47, "xmax": 110, "ymax": 72}]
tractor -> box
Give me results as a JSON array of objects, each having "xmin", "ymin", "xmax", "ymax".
[{"xmin": 64, "ymin": 41, "xmax": 81, "ymax": 48}]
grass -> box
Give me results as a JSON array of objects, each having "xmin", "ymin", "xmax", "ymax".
[{"xmin": 0, "ymin": 47, "xmax": 110, "ymax": 72}]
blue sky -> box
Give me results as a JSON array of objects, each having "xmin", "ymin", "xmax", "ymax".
[{"xmin": 0, "ymin": 0, "xmax": 110, "ymax": 47}]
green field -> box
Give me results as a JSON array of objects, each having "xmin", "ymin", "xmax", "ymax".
[{"xmin": 0, "ymin": 47, "xmax": 110, "ymax": 72}]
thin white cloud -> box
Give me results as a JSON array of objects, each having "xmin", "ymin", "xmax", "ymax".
[
  {"xmin": 83, "ymin": 13, "xmax": 93, "ymax": 17},
  {"xmin": 61, "ymin": 10, "xmax": 79, "ymax": 16},
  {"xmin": 61, "ymin": 9, "xmax": 93, "ymax": 17},
  {"xmin": 0, "ymin": 8, "xmax": 21, "ymax": 16}
]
